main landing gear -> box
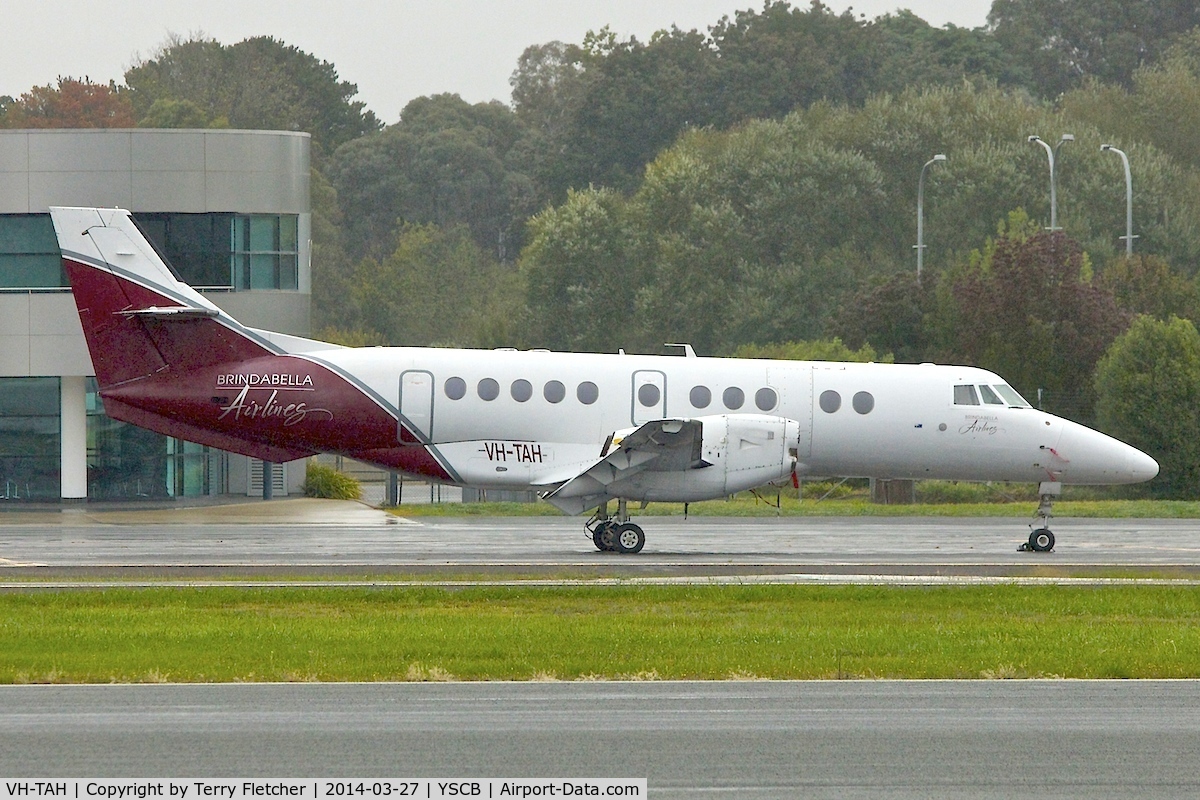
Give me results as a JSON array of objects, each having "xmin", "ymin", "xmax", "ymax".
[
  {"xmin": 1019, "ymin": 481, "xmax": 1060, "ymax": 553},
  {"xmin": 587, "ymin": 499, "xmax": 646, "ymax": 554}
]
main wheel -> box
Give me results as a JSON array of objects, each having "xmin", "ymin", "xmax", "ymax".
[
  {"xmin": 1028, "ymin": 528, "xmax": 1055, "ymax": 552},
  {"xmin": 613, "ymin": 522, "xmax": 646, "ymax": 554},
  {"xmin": 592, "ymin": 522, "xmax": 617, "ymax": 552}
]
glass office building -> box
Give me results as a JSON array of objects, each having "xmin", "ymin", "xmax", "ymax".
[{"xmin": 0, "ymin": 129, "xmax": 311, "ymax": 501}]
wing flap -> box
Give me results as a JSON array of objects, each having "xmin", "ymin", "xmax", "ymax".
[{"xmin": 542, "ymin": 418, "xmax": 705, "ymax": 514}]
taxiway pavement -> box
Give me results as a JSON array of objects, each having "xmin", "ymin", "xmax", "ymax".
[
  {"xmin": 0, "ymin": 499, "xmax": 1197, "ymax": 577},
  {"xmin": 1, "ymin": 681, "xmax": 1198, "ymax": 798}
]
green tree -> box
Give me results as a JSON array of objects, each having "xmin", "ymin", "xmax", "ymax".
[
  {"xmin": 934, "ymin": 228, "xmax": 1129, "ymax": 421},
  {"xmin": 328, "ymin": 94, "xmax": 537, "ymax": 263},
  {"xmin": 520, "ymin": 187, "xmax": 642, "ymax": 352},
  {"xmin": 346, "ymin": 223, "xmax": 518, "ymax": 347},
  {"xmin": 125, "ymin": 34, "xmax": 380, "ymax": 156},
  {"xmin": 1095, "ymin": 315, "xmax": 1200, "ymax": 497},
  {"xmin": 137, "ymin": 97, "xmax": 221, "ymax": 128},
  {"xmin": 1099, "ymin": 254, "xmax": 1200, "ymax": 321},
  {"xmin": 988, "ymin": 0, "xmax": 1200, "ymax": 98},
  {"xmin": 733, "ymin": 338, "xmax": 891, "ymax": 362},
  {"xmin": 829, "ymin": 272, "xmax": 929, "ymax": 364}
]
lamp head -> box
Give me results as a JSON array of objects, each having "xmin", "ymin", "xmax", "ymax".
[
  {"xmin": 1028, "ymin": 135, "xmax": 1041, "ymax": 143},
  {"xmin": 1060, "ymin": 134, "xmax": 1075, "ymax": 142},
  {"xmin": 933, "ymin": 154, "xmax": 947, "ymax": 162},
  {"xmin": 1101, "ymin": 144, "xmax": 1113, "ymax": 151}
]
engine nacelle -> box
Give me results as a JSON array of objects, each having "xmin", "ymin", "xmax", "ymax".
[
  {"xmin": 605, "ymin": 414, "xmax": 800, "ymax": 503},
  {"xmin": 701, "ymin": 414, "xmax": 800, "ymax": 495}
]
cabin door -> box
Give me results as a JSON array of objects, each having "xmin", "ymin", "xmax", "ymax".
[{"xmin": 399, "ymin": 370, "xmax": 434, "ymax": 442}]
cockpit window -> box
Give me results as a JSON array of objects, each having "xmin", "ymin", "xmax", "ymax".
[
  {"xmin": 993, "ymin": 384, "xmax": 1031, "ymax": 407},
  {"xmin": 953, "ymin": 385, "xmax": 979, "ymax": 405},
  {"xmin": 979, "ymin": 385, "xmax": 1004, "ymax": 405}
]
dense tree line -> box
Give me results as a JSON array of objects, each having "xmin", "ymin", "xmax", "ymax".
[{"xmin": 7, "ymin": 1, "xmax": 1200, "ymax": 495}]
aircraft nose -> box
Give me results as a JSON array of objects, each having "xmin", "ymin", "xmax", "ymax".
[
  {"xmin": 1056, "ymin": 421, "xmax": 1159, "ymax": 484},
  {"xmin": 1127, "ymin": 447, "xmax": 1160, "ymax": 483}
]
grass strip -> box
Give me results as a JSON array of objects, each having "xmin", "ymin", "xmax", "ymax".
[
  {"xmin": 388, "ymin": 497, "xmax": 1200, "ymax": 518},
  {"xmin": 1, "ymin": 584, "xmax": 1198, "ymax": 683}
]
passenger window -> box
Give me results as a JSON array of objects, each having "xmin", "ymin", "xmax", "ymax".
[
  {"xmin": 544, "ymin": 380, "xmax": 565, "ymax": 404},
  {"xmin": 577, "ymin": 381, "xmax": 599, "ymax": 405},
  {"xmin": 478, "ymin": 378, "xmax": 500, "ymax": 401},
  {"xmin": 852, "ymin": 391, "xmax": 874, "ymax": 414},
  {"xmin": 755, "ymin": 387, "xmax": 778, "ymax": 411},
  {"xmin": 511, "ymin": 379, "xmax": 533, "ymax": 403},
  {"xmin": 953, "ymin": 385, "xmax": 979, "ymax": 405},
  {"xmin": 819, "ymin": 390, "xmax": 841, "ymax": 413},
  {"xmin": 723, "ymin": 387, "xmax": 745, "ymax": 410},
  {"xmin": 638, "ymin": 383, "xmax": 660, "ymax": 407},
  {"xmin": 690, "ymin": 385, "xmax": 711, "ymax": 409},
  {"xmin": 979, "ymin": 385, "xmax": 1004, "ymax": 405},
  {"xmin": 444, "ymin": 376, "xmax": 466, "ymax": 400}
]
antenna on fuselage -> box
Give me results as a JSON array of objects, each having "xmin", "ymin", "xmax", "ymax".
[{"xmin": 665, "ymin": 343, "xmax": 697, "ymax": 358}]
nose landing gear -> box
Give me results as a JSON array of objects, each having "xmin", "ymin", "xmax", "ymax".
[
  {"xmin": 587, "ymin": 499, "xmax": 646, "ymax": 554},
  {"xmin": 1020, "ymin": 481, "xmax": 1060, "ymax": 552}
]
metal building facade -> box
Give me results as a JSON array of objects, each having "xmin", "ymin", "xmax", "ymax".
[{"xmin": 0, "ymin": 129, "xmax": 312, "ymax": 501}]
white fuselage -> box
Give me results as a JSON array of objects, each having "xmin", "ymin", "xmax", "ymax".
[{"xmin": 300, "ymin": 347, "xmax": 1156, "ymax": 491}]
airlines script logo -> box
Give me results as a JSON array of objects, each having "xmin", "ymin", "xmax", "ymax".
[{"xmin": 215, "ymin": 373, "xmax": 334, "ymax": 426}]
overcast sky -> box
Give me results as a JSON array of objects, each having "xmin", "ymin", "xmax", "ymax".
[{"xmin": 1, "ymin": 0, "xmax": 993, "ymax": 124}]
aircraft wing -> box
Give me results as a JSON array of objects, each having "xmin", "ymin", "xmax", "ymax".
[{"xmin": 542, "ymin": 418, "xmax": 708, "ymax": 515}]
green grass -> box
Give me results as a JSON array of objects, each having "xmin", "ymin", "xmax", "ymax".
[
  {"xmin": 2, "ymin": 585, "xmax": 1198, "ymax": 683},
  {"xmin": 390, "ymin": 494, "xmax": 1200, "ymax": 519}
]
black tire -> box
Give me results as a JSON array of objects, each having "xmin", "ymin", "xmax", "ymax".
[
  {"xmin": 593, "ymin": 522, "xmax": 617, "ymax": 552},
  {"xmin": 1028, "ymin": 528, "xmax": 1055, "ymax": 552},
  {"xmin": 613, "ymin": 522, "xmax": 646, "ymax": 554}
]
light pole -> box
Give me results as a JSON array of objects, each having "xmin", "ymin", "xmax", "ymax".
[
  {"xmin": 915, "ymin": 154, "xmax": 946, "ymax": 285},
  {"xmin": 1028, "ymin": 133, "xmax": 1074, "ymax": 230},
  {"xmin": 1101, "ymin": 144, "xmax": 1136, "ymax": 256}
]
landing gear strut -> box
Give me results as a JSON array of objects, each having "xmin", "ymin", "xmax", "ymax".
[
  {"xmin": 1019, "ymin": 481, "xmax": 1060, "ymax": 552},
  {"xmin": 586, "ymin": 499, "xmax": 645, "ymax": 554}
]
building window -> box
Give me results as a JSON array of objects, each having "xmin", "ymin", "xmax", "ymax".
[
  {"xmin": 0, "ymin": 214, "xmax": 64, "ymax": 288},
  {"xmin": 135, "ymin": 213, "xmax": 235, "ymax": 288},
  {"xmin": 0, "ymin": 377, "xmax": 61, "ymax": 500},
  {"xmin": 231, "ymin": 215, "xmax": 299, "ymax": 290},
  {"xmin": 86, "ymin": 378, "xmax": 221, "ymax": 499}
]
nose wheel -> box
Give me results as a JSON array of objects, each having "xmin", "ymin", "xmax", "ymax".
[
  {"xmin": 1019, "ymin": 482, "xmax": 1059, "ymax": 552},
  {"xmin": 1022, "ymin": 527, "xmax": 1055, "ymax": 552}
]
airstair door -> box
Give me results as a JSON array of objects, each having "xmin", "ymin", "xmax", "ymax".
[{"xmin": 399, "ymin": 370, "xmax": 434, "ymax": 442}]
